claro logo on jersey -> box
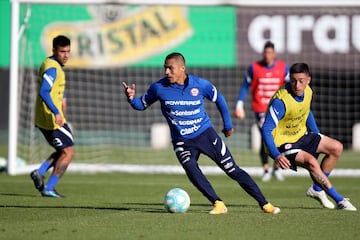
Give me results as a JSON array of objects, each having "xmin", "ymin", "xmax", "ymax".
[
  {"xmin": 180, "ymin": 125, "xmax": 201, "ymax": 136},
  {"xmin": 41, "ymin": 6, "xmax": 193, "ymax": 68}
]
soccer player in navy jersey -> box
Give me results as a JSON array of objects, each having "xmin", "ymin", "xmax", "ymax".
[
  {"xmin": 261, "ymin": 62, "xmax": 356, "ymax": 211},
  {"xmin": 122, "ymin": 52, "xmax": 280, "ymax": 214},
  {"xmin": 30, "ymin": 35, "xmax": 74, "ymax": 198},
  {"xmin": 235, "ymin": 41, "xmax": 289, "ymax": 182}
]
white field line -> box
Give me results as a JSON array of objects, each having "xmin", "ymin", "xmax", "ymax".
[{"xmin": 13, "ymin": 163, "xmax": 360, "ymax": 177}]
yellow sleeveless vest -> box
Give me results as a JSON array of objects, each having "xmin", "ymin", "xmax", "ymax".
[
  {"xmin": 272, "ymin": 85, "xmax": 312, "ymax": 146},
  {"xmin": 35, "ymin": 58, "xmax": 66, "ymax": 130}
]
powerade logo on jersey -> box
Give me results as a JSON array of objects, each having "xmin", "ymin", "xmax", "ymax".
[{"xmin": 165, "ymin": 100, "xmax": 201, "ymax": 106}]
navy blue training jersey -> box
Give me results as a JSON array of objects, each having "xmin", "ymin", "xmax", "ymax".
[{"xmin": 129, "ymin": 74, "xmax": 233, "ymax": 142}]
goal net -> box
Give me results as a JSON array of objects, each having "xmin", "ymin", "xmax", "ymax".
[{"xmin": 8, "ymin": 0, "xmax": 360, "ymax": 175}]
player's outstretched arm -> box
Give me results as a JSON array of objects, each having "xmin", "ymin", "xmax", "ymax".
[{"xmin": 122, "ymin": 82, "xmax": 136, "ymax": 102}]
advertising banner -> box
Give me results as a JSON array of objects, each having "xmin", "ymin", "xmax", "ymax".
[
  {"xmin": 8, "ymin": 5, "xmax": 236, "ymax": 68},
  {"xmin": 1, "ymin": 4, "xmax": 359, "ymax": 70},
  {"xmin": 237, "ymin": 7, "xmax": 360, "ymax": 70}
]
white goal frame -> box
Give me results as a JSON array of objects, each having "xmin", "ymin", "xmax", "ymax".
[{"xmin": 8, "ymin": 0, "xmax": 360, "ymax": 175}]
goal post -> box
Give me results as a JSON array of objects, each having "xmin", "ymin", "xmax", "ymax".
[
  {"xmin": 8, "ymin": 0, "xmax": 20, "ymax": 175},
  {"xmin": 8, "ymin": 0, "xmax": 360, "ymax": 176}
]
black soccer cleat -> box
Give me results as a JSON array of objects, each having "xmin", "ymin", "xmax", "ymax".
[{"xmin": 30, "ymin": 170, "xmax": 44, "ymax": 191}]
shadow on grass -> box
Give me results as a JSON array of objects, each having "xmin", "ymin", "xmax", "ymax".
[
  {"xmin": 0, "ymin": 192, "xmax": 35, "ymax": 197},
  {"xmin": 124, "ymin": 202, "xmax": 325, "ymax": 213},
  {"xmin": 0, "ymin": 192, "xmax": 324, "ymax": 213}
]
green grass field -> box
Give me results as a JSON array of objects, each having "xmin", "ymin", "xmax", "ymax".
[{"xmin": 0, "ymin": 173, "xmax": 359, "ymax": 240}]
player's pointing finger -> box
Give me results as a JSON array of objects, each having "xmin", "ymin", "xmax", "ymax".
[{"xmin": 122, "ymin": 82, "xmax": 129, "ymax": 89}]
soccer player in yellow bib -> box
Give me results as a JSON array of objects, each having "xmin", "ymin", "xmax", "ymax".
[
  {"xmin": 30, "ymin": 35, "xmax": 74, "ymax": 198},
  {"xmin": 261, "ymin": 62, "xmax": 356, "ymax": 211}
]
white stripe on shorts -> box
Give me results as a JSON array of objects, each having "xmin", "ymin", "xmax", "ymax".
[
  {"xmin": 281, "ymin": 149, "xmax": 301, "ymax": 156},
  {"xmin": 58, "ymin": 126, "xmax": 74, "ymax": 142}
]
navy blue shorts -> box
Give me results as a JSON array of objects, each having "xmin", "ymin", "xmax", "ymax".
[
  {"xmin": 172, "ymin": 127, "xmax": 234, "ymax": 172},
  {"xmin": 278, "ymin": 132, "xmax": 321, "ymax": 171},
  {"xmin": 38, "ymin": 123, "xmax": 74, "ymax": 151}
]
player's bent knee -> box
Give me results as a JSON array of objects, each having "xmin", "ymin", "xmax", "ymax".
[
  {"xmin": 334, "ymin": 140, "xmax": 343, "ymax": 154},
  {"xmin": 62, "ymin": 147, "xmax": 75, "ymax": 161}
]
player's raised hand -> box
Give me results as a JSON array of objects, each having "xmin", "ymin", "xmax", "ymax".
[
  {"xmin": 222, "ymin": 128, "xmax": 234, "ymax": 138},
  {"xmin": 122, "ymin": 82, "xmax": 136, "ymax": 101}
]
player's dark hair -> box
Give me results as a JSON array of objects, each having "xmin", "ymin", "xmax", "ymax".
[
  {"xmin": 166, "ymin": 52, "xmax": 186, "ymax": 65},
  {"xmin": 290, "ymin": 63, "xmax": 311, "ymax": 76},
  {"xmin": 264, "ymin": 41, "xmax": 275, "ymax": 50},
  {"xmin": 53, "ymin": 35, "xmax": 71, "ymax": 49}
]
